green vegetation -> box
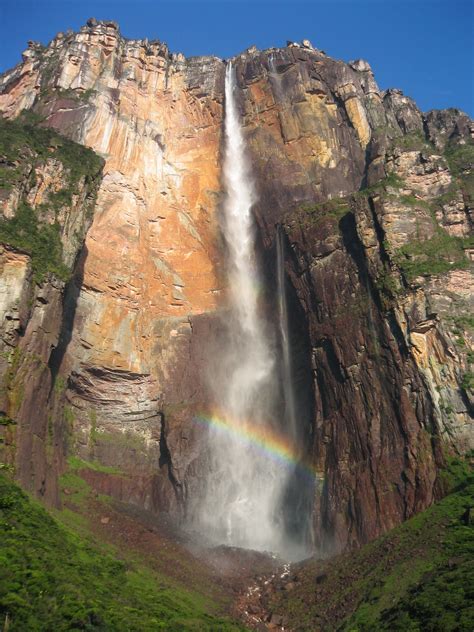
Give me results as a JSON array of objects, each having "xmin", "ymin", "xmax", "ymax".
[
  {"xmin": 0, "ymin": 115, "xmax": 103, "ymax": 282},
  {"xmin": 90, "ymin": 428, "xmax": 148, "ymax": 451},
  {"xmin": 0, "ymin": 115, "xmax": 103, "ymax": 189},
  {"xmin": 0, "ymin": 474, "xmax": 244, "ymax": 631},
  {"xmin": 391, "ymin": 130, "xmax": 437, "ymax": 155},
  {"xmin": 0, "ymin": 202, "xmax": 70, "ymax": 281},
  {"xmin": 40, "ymin": 87, "xmax": 97, "ymax": 103},
  {"xmin": 452, "ymin": 315, "xmax": 474, "ymax": 331},
  {"xmin": 53, "ymin": 375, "xmax": 67, "ymax": 394},
  {"xmin": 354, "ymin": 136, "xmax": 473, "ymax": 285},
  {"xmin": 374, "ymin": 267, "xmax": 401, "ymax": 304},
  {"xmin": 270, "ymin": 456, "xmax": 473, "ymax": 631},
  {"xmin": 67, "ymin": 455, "xmax": 123, "ymax": 476},
  {"xmin": 300, "ymin": 196, "xmax": 351, "ymax": 224},
  {"xmin": 461, "ymin": 371, "xmax": 474, "ymax": 391},
  {"xmin": 389, "ymin": 193, "xmax": 431, "ymax": 209},
  {"xmin": 356, "ymin": 172, "xmax": 405, "ymax": 199},
  {"xmin": 0, "ymin": 417, "xmax": 16, "ymax": 427},
  {"xmin": 444, "ymin": 140, "xmax": 474, "ymax": 206},
  {"xmin": 394, "ymin": 231, "xmax": 473, "ymax": 281},
  {"xmin": 444, "ymin": 141, "xmax": 474, "ymax": 178}
]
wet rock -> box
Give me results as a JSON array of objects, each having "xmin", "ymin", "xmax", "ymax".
[{"xmin": 0, "ymin": 18, "xmax": 472, "ymax": 555}]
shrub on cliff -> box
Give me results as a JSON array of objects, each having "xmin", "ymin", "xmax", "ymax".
[
  {"xmin": 0, "ymin": 202, "xmax": 69, "ymax": 281},
  {"xmin": 0, "ymin": 115, "xmax": 104, "ymax": 282}
]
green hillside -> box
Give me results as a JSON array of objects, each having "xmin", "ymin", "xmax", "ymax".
[
  {"xmin": 0, "ymin": 475, "xmax": 244, "ymax": 631},
  {"xmin": 268, "ymin": 457, "xmax": 474, "ymax": 631}
]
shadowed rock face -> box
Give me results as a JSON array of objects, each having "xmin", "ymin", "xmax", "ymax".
[{"xmin": 0, "ymin": 20, "xmax": 472, "ymax": 553}]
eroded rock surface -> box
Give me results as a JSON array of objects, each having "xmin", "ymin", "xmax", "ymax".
[
  {"xmin": 0, "ymin": 117, "xmax": 103, "ymax": 503},
  {"xmin": 0, "ymin": 21, "xmax": 472, "ymax": 552}
]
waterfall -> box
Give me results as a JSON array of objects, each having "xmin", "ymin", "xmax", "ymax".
[
  {"xmin": 192, "ymin": 62, "xmax": 312, "ymax": 560},
  {"xmin": 193, "ymin": 62, "xmax": 286, "ymax": 554},
  {"xmin": 276, "ymin": 226, "xmax": 298, "ymax": 441}
]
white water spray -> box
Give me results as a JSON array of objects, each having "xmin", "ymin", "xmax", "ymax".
[
  {"xmin": 190, "ymin": 63, "xmax": 315, "ymax": 560},
  {"xmin": 195, "ymin": 63, "xmax": 292, "ymax": 554}
]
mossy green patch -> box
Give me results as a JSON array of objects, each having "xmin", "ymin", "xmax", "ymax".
[
  {"xmin": 391, "ymin": 130, "xmax": 437, "ymax": 155},
  {"xmin": 443, "ymin": 140, "xmax": 474, "ymax": 207},
  {"xmin": 301, "ymin": 196, "xmax": 351, "ymax": 220},
  {"xmin": 394, "ymin": 231, "xmax": 472, "ymax": 281},
  {"xmin": 289, "ymin": 196, "xmax": 351, "ymax": 231},
  {"xmin": 461, "ymin": 371, "xmax": 474, "ymax": 391},
  {"xmin": 452, "ymin": 315, "xmax": 474, "ymax": 331},
  {"xmin": 269, "ymin": 458, "xmax": 473, "ymax": 631},
  {"xmin": 94, "ymin": 429, "xmax": 147, "ymax": 451},
  {"xmin": 67, "ymin": 455, "xmax": 123, "ymax": 476},
  {"xmin": 444, "ymin": 141, "xmax": 474, "ymax": 179},
  {"xmin": 358, "ymin": 171, "xmax": 405, "ymax": 197},
  {"xmin": 374, "ymin": 267, "xmax": 401, "ymax": 306},
  {"xmin": 0, "ymin": 417, "xmax": 16, "ymax": 427},
  {"xmin": 0, "ymin": 116, "xmax": 103, "ymax": 189},
  {"xmin": 0, "ymin": 202, "xmax": 70, "ymax": 282},
  {"xmin": 40, "ymin": 87, "xmax": 97, "ymax": 103},
  {"xmin": 0, "ymin": 115, "xmax": 103, "ymax": 282},
  {"xmin": 0, "ymin": 474, "xmax": 245, "ymax": 631}
]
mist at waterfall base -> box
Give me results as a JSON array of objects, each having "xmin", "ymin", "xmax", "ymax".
[{"xmin": 189, "ymin": 63, "xmax": 314, "ymax": 562}]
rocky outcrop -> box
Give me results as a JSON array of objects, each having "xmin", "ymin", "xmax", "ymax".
[
  {"xmin": 0, "ymin": 22, "xmax": 472, "ymax": 553},
  {"xmin": 230, "ymin": 51, "xmax": 473, "ymax": 550},
  {"xmin": 1, "ymin": 21, "xmax": 227, "ymax": 512},
  {"xmin": 0, "ymin": 116, "xmax": 103, "ymax": 503}
]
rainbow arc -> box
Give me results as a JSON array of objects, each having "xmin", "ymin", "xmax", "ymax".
[{"xmin": 194, "ymin": 411, "xmax": 316, "ymax": 480}]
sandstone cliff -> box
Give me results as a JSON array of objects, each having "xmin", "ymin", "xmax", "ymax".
[
  {"xmin": 0, "ymin": 115, "xmax": 103, "ymax": 503},
  {"xmin": 0, "ymin": 21, "xmax": 472, "ymax": 553}
]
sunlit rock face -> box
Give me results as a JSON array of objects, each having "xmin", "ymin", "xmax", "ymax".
[
  {"xmin": 0, "ymin": 20, "xmax": 472, "ymax": 554},
  {"xmin": 1, "ymin": 21, "xmax": 227, "ymax": 515}
]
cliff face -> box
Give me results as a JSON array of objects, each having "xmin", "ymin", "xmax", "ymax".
[
  {"xmin": 0, "ymin": 116, "xmax": 103, "ymax": 503},
  {"xmin": 0, "ymin": 21, "xmax": 472, "ymax": 553},
  {"xmin": 1, "ymin": 21, "xmax": 226, "ymax": 514},
  {"xmin": 228, "ymin": 49, "xmax": 473, "ymax": 551}
]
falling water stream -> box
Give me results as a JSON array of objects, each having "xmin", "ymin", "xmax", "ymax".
[
  {"xmin": 276, "ymin": 226, "xmax": 298, "ymax": 441},
  {"xmin": 194, "ymin": 63, "xmax": 311, "ymax": 559}
]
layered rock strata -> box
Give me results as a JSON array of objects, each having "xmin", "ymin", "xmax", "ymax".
[
  {"xmin": 0, "ymin": 116, "xmax": 103, "ymax": 503},
  {"xmin": 0, "ymin": 20, "xmax": 472, "ymax": 552}
]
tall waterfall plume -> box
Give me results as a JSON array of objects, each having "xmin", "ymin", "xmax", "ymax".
[{"xmin": 193, "ymin": 62, "xmax": 312, "ymax": 559}]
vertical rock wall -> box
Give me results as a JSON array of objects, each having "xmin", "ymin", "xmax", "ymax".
[
  {"xmin": 0, "ymin": 23, "xmax": 472, "ymax": 552},
  {"xmin": 0, "ymin": 117, "xmax": 103, "ymax": 503}
]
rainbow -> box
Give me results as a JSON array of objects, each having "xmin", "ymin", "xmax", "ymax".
[{"xmin": 194, "ymin": 410, "xmax": 316, "ymax": 481}]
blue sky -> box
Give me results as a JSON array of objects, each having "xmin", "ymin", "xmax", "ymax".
[{"xmin": 1, "ymin": 0, "xmax": 472, "ymax": 115}]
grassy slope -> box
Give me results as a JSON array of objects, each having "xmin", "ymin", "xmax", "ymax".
[
  {"xmin": 269, "ymin": 458, "xmax": 474, "ymax": 631},
  {"xmin": 56, "ymin": 458, "xmax": 243, "ymax": 611},
  {"xmin": 0, "ymin": 474, "xmax": 245, "ymax": 631}
]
